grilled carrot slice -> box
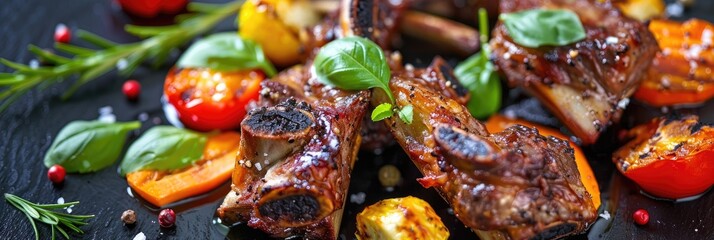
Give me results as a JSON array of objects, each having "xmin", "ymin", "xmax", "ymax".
[{"xmin": 127, "ymin": 132, "xmax": 240, "ymax": 207}]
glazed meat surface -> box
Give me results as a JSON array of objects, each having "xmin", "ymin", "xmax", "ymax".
[
  {"xmin": 373, "ymin": 60, "xmax": 597, "ymax": 239},
  {"xmin": 491, "ymin": 0, "xmax": 658, "ymax": 144}
]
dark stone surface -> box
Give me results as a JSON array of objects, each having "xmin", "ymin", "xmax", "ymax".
[{"xmin": 1, "ymin": 0, "xmax": 713, "ymax": 239}]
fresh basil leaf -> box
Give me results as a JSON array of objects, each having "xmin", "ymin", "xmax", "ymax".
[
  {"xmin": 120, "ymin": 126, "xmax": 207, "ymax": 176},
  {"xmin": 455, "ymin": 53, "xmax": 502, "ymax": 119},
  {"xmin": 455, "ymin": 8, "xmax": 502, "ymax": 119},
  {"xmin": 177, "ymin": 32, "xmax": 277, "ymax": 76},
  {"xmin": 397, "ymin": 105, "xmax": 414, "ymax": 124},
  {"xmin": 313, "ymin": 36, "xmax": 395, "ymax": 102},
  {"xmin": 44, "ymin": 121, "xmax": 140, "ymax": 173},
  {"xmin": 371, "ymin": 103, "xmax": 393, "ymax": 121},
  {"xmin": 500, "ymin": 9, "xmax": 586, "ymax": 48}
]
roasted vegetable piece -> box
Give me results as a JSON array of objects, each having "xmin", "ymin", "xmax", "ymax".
[
  {"xmin": 634, "ymin": 19, "xmax": 714, "ymax": 106},
  {"xmin": 127, "ymin": 132, "xmax": 240, "ymax": 207},
  {"xmin": 374, "ymin": 63, "xmax": 597, "ymax": 239},
  {"xmin": 164, "ymin": 68, "xmax": 264, "ymax": 131},
  {"xmin": 614, "ymin": 0, "xmax": 665, "ymax": 22},
  {"xmin": 613, "ymin": 115, "xmax": 714, "ymax": 200},
  {"xmin": 356, "ymin": 196, "xmax": 449, "ymax": 240},
  {"xmin": 238, "ymin": 0, "xmax": 319, "ymax": 66},
  {"xmin": 490, "ymin": 0, "xmax": 658, "ymax": 144},
  {"xmin": 117, "ymin": 0, "xmax": 187, "ymax": 18},
  {"xmin": 485, "ymin": 114, "xmax": 601, "ymax": 210}
]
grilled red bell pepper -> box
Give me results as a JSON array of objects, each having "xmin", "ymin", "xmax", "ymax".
[
  {"xmin": 613, "ymin": 115, "xmax": 714, "ymax": 199},
  {"xmin": 634, "ymin": 19, "xmax": 714, "ymax": 106},
  {"xmin": 117, "ymin": 0, "xmax": 188, "ymax": 18},
  {"xmin": 164, "ymin": 68, "xmax": 264, "ymax": 131}
]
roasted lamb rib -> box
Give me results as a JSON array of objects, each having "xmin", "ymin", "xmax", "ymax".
[
  {"xmin": 490, "ymin": 0, "xmax": 658, "ymax": 144},
  {"xmin": 373, "ymin": 59, "xmax": 598, "ymax": 239},
  {"xmin": 217, "ymin": 65, "xmax": 370, "ymax": 239},
  {"xmin": 217, "ymin": 0, "xmax": 408, "ymax": 237}
]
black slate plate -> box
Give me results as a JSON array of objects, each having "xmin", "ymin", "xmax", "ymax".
[{"xmin": 1, "ymin": 0, "xmax": 713, "ymax": 239}]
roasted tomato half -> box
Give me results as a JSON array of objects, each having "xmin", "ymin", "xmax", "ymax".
[
  {"xmin": 164, "ymin": 68, "xmax": 264, "ymax": 131},
  {"xmin": 634, "ymin": 19, "xmax": 714, "ymax": 106},
  {"xmin": 613, "ymin": 115, "xmax": 714, "ymax": 199},
  {"xmin": 117, "ymin": 0, "xmax": 188, "ymax": 18}
]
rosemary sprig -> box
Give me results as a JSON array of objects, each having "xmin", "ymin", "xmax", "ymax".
[
  {"xmin": 0, "ymin": 1, "xmax": 243, "ymax": 113},
  {"xmin": 4, "ymin": 193, "xmax": 94, "ymax": 240}
]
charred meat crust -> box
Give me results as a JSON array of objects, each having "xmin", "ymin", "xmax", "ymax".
[
  {"xmin": 340, "ymin": 0, "xmax": 410, "ymax": 48},
  {"xmin": 373, "ymin": 68, "xmax": 597, "ymax": 239},
  {"xmin": 258, "ymin": 194, "xmax": 320, "ymax": 223},
  {"xmin": 490, "ymin": 0, "xmax": 658, "ymax": 144},
  {"xmin": 434, "ymin": 125, "xmax": 498, "ymax": 170},
  {"xmin": 243, "ymin": 103, "xmax": 313, "ymax": 135}
]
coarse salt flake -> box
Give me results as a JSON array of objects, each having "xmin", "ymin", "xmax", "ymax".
[
  {"xmin": 350, "ymin": 192, "xmax": 366, "ymax": 204},
  {"xmin": 133, "ymin": 232, "xmax": 146, "ymax": 240},
  {"xmin": 599, "ymin": 210, "xmax": 611, "ymax": 220},
  {"xmin": 116, "ymin": 58, "xmax": 128, "ymax": 71}
]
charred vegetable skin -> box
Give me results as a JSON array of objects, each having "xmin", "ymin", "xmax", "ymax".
[
  {"xmin": 613, "ymin": 115, "xmax": 714, "ymax": 199},
  {"xmin": 218, "ymin": 66, "xmax": 369, "ymax": 239},
  {"xmin": 634, "ymin": 19, "xmax": 714, "ymax": 106},
  {"xmin": 491, "ymin": 0, "xmax": 658, "ymax": 144},
  {"xmin": 373, "ymin": 62, "xmax": 597, "ymax": 239}
]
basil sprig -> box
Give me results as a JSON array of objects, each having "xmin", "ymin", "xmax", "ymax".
[
  {"xmin": 44, "ymin": 120, "xmax": 141, "ymax": 173},
  {"xmin": 500, "ymin": 9, "xmax": 586, "ymax": 48},
  {"xmin": 177, "ymin": 32, "xmax": 277, "ymax": 76},
  {"xmin": 455, "ymin": 9, "xmax": 502, "ymax": 119},
  {"xmin": 119, "ymin": 126, "xmax": 207, "ymax": 176},
  {"xmin": 313, "ymin": 36, "xmax": 412, "ymax": 123}
]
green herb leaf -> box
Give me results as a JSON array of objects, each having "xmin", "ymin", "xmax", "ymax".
[
  {"xmin": 455, "ymin": 8, "xmax": 502, "ymax": 119},
  {"xmin": 177, "ymin": 33, "xmax": 277, "ymax": 76},
  {"xmin": 397, "ymin": 105, "xmax": 414, "ymax": 124},
  {"xmin": 5, "ymin": 193, "xmax": 94, "ymax": 240},
  {"xmin": 43, "ymin": 121, "xmax": 140, "ymax": 173},
  {"xmin": 455, "ymin": 55, "xmax": 501, "ymax": 119},
  {"xmin": 313, "ymin": 36, "xmax": 395, "ymax": 102},
  {"xmin": 371, "ymin": 103, "xmax": 394, "ymax": 121},
  {"xmin": 499, "ymin": 9, "xmax": 586, "ymax": 48},
  {"xmin": 120, "ymin": 126, "xmax": 207, "ymax": 176}
]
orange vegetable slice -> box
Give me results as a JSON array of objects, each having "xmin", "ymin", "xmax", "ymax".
[
  {"xmin": 485, "ymin": 114, "xmax": 601, "ymax": 209},
  {"xmin": 634, "ymin": 19, "xmax": 714, "ymax": 106},
  {"xmin": 127, "ymin": 132, "xmax": 241, "ymax": 207}
]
